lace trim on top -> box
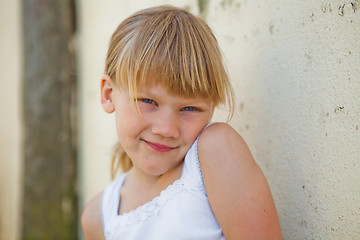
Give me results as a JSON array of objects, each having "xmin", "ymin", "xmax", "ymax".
[{"xmin": 106, "ymin": 174, "xmax": 203, "ymax": 234}]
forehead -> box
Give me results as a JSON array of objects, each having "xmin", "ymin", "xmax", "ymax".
[{"xmin": 138, "ymin": 84, "xmax": 203, "ymax": 98}]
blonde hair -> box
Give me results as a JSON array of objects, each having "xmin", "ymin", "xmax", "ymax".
[{"xmin": 104, "ymin": 5, "xmax": 234, "ymax": 179}]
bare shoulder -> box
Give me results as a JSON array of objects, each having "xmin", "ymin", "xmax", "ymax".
[
  {"xmin": 198, "ymin": 123, "xmax": 253, "ymax": 169},
  {"xmin": 198, "ymin": 122, "xmax": 282, "ymax": 239},
  {"xmin": 199, "ymin": 122, "xmax": 249, "ymax": 155},
  {"xmin": 81, "ymin": 192, "xmax": 105, "ymax": 240}
]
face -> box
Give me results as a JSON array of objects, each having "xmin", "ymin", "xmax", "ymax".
[{"xmin": 102, "ymin": 79, "xmax": 214, "ymax": 177}]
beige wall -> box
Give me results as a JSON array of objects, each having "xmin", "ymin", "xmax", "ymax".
[
  {"xmin": 207, "ymin": 1, "xmax": 360, "ymax": 239},
  {"xmin": 0, "ymin": 0, "xmax": 22, "ymax": 240},
  {"xmin": 1, "ymin": 0, "xmax": 359, "ymax": 239}
]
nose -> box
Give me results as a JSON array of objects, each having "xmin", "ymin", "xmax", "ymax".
[{"xmin": 151, "ymin": 110, "xmax": 180, "ymax": 139}]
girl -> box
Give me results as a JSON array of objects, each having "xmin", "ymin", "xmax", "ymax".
[{"xmin": 81, "ymin": 5, "xmax": 282, "ymax": 240}]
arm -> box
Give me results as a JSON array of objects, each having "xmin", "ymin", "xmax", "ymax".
[
  {"xmin": 198, "ymin": 123, "xmax": 282, "ymax": 240},
  {"xmin": 81, "ymin": 192, "xmax": 105, "ymax": 240}
]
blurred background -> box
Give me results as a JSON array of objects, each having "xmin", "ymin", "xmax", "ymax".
[{"xmin": 1, "ymin": 0, "xmax": 359, "ymax": 239}]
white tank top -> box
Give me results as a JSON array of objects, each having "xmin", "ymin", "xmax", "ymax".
[{"xmin": 101, "ymin": 133, "xmax": 225, "ymax": 240}]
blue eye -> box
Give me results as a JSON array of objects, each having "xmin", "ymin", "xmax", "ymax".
[
  {"xmin": 182, "ymin": 106, "xmax": 197, "ymax": 111},
  {"xmin": 141, "ymin": 99, "xmax": 155, "ymax": 104}
]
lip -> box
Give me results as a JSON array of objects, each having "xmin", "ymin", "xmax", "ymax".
[{"xmin": 143, "ymin": 140, "xmax": 176, "ymax": 153}]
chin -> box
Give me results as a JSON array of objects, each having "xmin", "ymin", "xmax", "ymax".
[{"xmin": 140, "ymin": 163, "xmax": 168, "ymax": 176}]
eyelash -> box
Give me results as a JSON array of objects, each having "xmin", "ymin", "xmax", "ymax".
[
  {"xmin": 137, "ymin": 98, "xmax": 198, "ymax": 112},
  {"xmin": 181, "ymin": 106, "xmax": 197, "ymax": 112},
  {"xmin": 140, "ymin": 98, "xmax": 156, "ymax": 105}
]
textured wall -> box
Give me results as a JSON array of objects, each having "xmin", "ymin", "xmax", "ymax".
[
  {"xmin": 209, "ymin": 0, "xmax": 360, "ymax": 239},
  {"xmin": 78, "ymin": 0, "xmax": 360, "ymax": 239}
]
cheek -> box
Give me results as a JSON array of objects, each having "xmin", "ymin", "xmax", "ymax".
[
  {"xmin": 183, "ymin": 120, "xmax": 209, "ymax": 141},
  {"xmin": 115, "ymin": 108, "xmax": 144, "ymax": 138},
  {"xmin": 114, "ymin": 101, "xmax": 137, "ymax": 124}
]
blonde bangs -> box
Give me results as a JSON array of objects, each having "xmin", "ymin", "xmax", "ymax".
[{"xmin": 111, "ymin": 6, "xmax": 233, "ymax": 114}]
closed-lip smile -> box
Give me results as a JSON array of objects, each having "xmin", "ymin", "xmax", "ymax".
[{"xmin": 143, "ymin": 140, "xmax": 176, "ymax": 153}]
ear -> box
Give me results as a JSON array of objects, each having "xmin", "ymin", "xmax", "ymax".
[{"xmin": 100, "ymin": 75, "xmax": 115, "ymax": 113}]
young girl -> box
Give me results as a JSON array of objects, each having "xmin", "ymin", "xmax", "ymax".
[{"xmin": 81, "ymin": 5, "xmax": 282, "ymax": 240}]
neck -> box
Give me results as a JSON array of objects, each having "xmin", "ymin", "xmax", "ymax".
[{"xmin": 126, "ymin": 161, "xmax": 184, "ymax": 192}]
